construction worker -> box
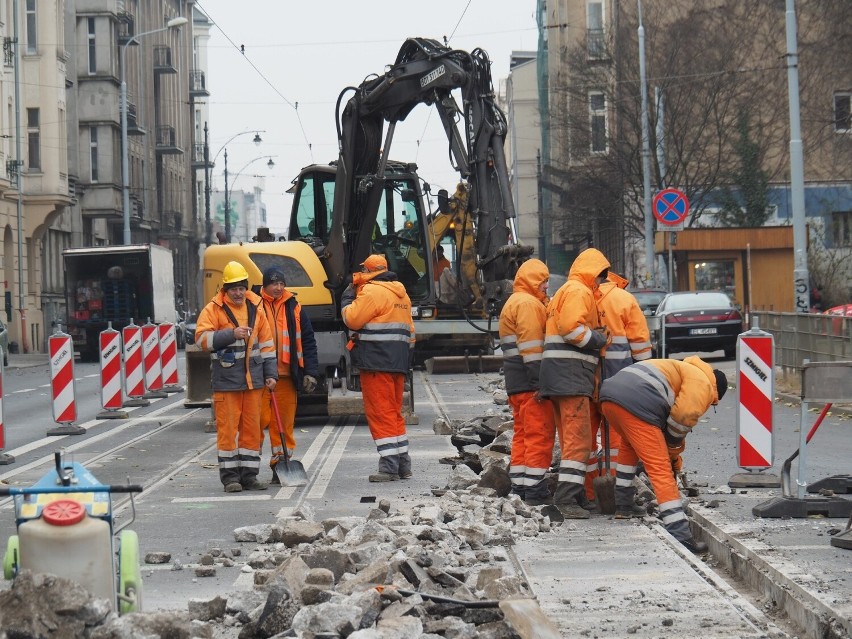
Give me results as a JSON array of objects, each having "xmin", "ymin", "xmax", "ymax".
[
  {"xmin": 585, "ymin": 272, "xmax": 652, "ymax": 510},
  {"xmin": 499, "ymin": 259, "xmax": 555, "ymax": 505},
  {"xmin": 258, "ymin": 267, "xmax": 319, "ymax": 484},
  {"xmin": 599, "ymin": 357, "xmax": 728, "ymax": 554},
  {"xmin": 195, "ymin": 261, "xmax": 277, "ymax": 493},
  {"xmin": 539, "ymin": 248, "xmax": 610, "ymax": 519},
  {"xmin": 432, "ymin": 245, "xmax": 452, "ymax": 281},
  {"xmin": 342, "ymin": 254, "xmax": 415, "ymax": 482}
]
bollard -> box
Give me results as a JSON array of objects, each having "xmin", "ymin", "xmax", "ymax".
[
  {"xmin": 157, "ymin": 322, "xmax": 184, "ymax": 394},
  {"xmin": 122, "ymin": 320, "xmax": 150, "ymax": 407},
  {"xmin": 0, "ymin": 356, "xmax": 14, "ymax": 464},
  {"xmin": 97, "ymin": 324, "xmax": 128, "ymax": 419},
  {"xmin": 141, "ymin": 319, "xmax": 167, "ymax": 399},
  {"xmin": 47, "ymin": 328, "xmax": 85, "ymax": 436},
  {"xmin": 729, "ymin": 321, "xmax": 779, "ymax": 488}
]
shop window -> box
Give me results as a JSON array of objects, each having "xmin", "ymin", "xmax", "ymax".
[{"xmin": 693, "ymin": 260, "xmax": 735, "ymax": 299}]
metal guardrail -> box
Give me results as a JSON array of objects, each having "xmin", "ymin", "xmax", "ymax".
[{"xmin": 753, "ymin": 311, "xmax": 852, "ymax": 389}]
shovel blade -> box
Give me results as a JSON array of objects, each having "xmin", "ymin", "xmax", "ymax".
[
  {"xmin": 275, "ymin": 458, "xmax": 308, "ymax": 487},
  {"xmin": 593, "ymin": 475, "xmax": 616, "ymax": 515}
]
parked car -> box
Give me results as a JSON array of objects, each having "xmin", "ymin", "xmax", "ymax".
[
  {"xmin": 0, "ymin": 316, "xmax": 8, "ymax": 367},
  {"xmin": 653, "ymin": 291, "xmax": 743, "ymax": 359},
  {"xmin": 824, "ymin": 304, "xmax": 852, "ymax": 317},
  {"xmin": 628, "ymin": 288, "xmax": 669, "ymax": 315}
]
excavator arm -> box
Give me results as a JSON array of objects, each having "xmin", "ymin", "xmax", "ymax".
[{"xmin": 324, "ymin": 37, "xmax": 532, "ymax": 315}]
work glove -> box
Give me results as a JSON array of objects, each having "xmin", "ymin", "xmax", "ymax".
[
  {"xmin": 302, "ymin": 375, "xmax": 318, "ymax": 393},
  {"xmin": 670, "ymin": 454, "xmax": 683, "ymax": 474}
]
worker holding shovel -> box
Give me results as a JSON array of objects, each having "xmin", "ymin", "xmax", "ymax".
[
  {"xmin": 586, "ymin": 272, "xmax": 652, "ymax": 515},
  {"xmin": 599, "ymin": 357, "xmax": 727, "ymax": 554},
  {"xmin": 258, "ymin": 267, "xmax": 318, "ymax": 486}
]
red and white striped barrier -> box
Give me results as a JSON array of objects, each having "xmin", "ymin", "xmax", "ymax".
[
  {"xmin": 0, "ymin": 356, "xmax": 13, "ymax": 464},
  {"xmin": 141, "ymin": 320, "xmax": 167, "ymax": 398},
  {"xmin": 47, "ymin": 329, "xmax": 85, "ymax": 435},
  {"xmin": 158, "ymin": 322, "xmax": 183, "ymax": 392},
  {"xmin": 729, "ymin": 324, "xmax": 778, "ymax": 488},
  {"xmin": 97, "ymin": 326, "xmax": 128, "ymax": 419},
  {"xmin": 122, "ymin": 321, "xmax": 149, "ymax": 407}
]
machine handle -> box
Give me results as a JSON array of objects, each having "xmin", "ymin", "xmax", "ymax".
[{"xmin": 0, "ymin": 484, "xmax": 144, "ymax": 496}]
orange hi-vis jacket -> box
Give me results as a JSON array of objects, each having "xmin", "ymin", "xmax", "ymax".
[
  {"xmin": 342, "ymin": 271, "xmax": 415, "ymax": 374},
  {"xmin": 598, "ymin": 356, "xmax": 719, "ymax": 446},
  {"xmin": 260, "ymin": 288, "xmax": 304, "ymax": 377},
  {"xmin": 195, "ymin": 289, "xmax": 277, "ymax": 391},
  {"xmin": 540, "ymin": 248, "xmax": 610, "ymax": 398},
  {"xmin": 499, "ymin": 259, "xmax": 549, "ymax": 395},
  {"xmin": 597, "ymin": 272, "xmax": 652, "ymax": 381}
]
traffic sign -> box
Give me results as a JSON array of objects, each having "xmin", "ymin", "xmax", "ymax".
[{"xmin": 652, "ymin": 188, "xmax": 689, "ymax": 226}]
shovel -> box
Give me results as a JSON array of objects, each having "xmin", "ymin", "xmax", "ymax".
[
  {"xmin": 270, "ymin": 393, "xmax": 308, "ymax": 486},
  {"xmin": 593, "ymin": 418, "xmax": 617, "ymax": 514}
]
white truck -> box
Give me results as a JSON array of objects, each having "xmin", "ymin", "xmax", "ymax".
[{"xmin": 63, "ymin": 244, "xmax": 175, "ymax": 362}]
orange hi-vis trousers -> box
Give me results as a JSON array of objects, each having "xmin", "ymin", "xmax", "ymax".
[
  {"xmin": 214, "ymin": 388, "xmax": 264, "ymax": 486},
  {"xmin": 508, "ymin": 392, "xmax": 556, "ymax": 499},
  {"xmin": 361, "ymin": 370, "xmax": 410, "ymax": 476},
  {"xmin": 260, "ymin": 376, "xmax": 298, "ymax": 465},
  {"xmin": 585, "ymin": 400, "xmax": 623, "ymax": 500},
  {"xmin": 600, "ymin": 401, "xmax": 689, "ymax": 535},
  {"xmin": 551, "ymin": 395, "xmax": 592, "ymax": 505}
]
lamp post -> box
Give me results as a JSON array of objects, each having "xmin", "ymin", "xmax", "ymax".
[
  {"xmin": 204, "ymin": 130, "xmax": 263, "ymax": 245},
  {"xmin": 120, "ymin": 16, "xmax": 188, "ymax": 245},
  {"xmin": 223, "ymin": 156, "xmax": 276, "ymax": 243}
]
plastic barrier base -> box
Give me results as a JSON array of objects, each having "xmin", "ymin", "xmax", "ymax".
[
  {"xmin": 728, "ymin": 471, "xmax": 780, "ymax": 488},
  {"xmin": 0, "ymin": 452, "xmax": 14, "ymax": 465},
  {"xmin": 46, "ymin": 424, "xmax": 87, "ymax": 436},
  {"xmin": 752, "ymin": 495, "xmax": 852, "ymax": 519},
  {"xmin": 807, "ymin": 474, "xmax": 852, "ymax": 494}
]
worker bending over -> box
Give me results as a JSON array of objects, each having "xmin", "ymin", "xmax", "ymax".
[{"xmin": 599, "ymin": 356, "xmax": 727, "ymax": 553}]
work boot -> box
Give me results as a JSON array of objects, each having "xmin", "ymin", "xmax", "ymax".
[
  {"xmin": 556, "ymin": 503, "xmax": 591, "ymax": 519},
  {"xmin": 399, "ymin": 470, "xmax": 413, "ymax": 479},
  {"xmin": 681, "ymin": 538, "xmax": 709, "ymax": 554},
  {"xmin": 242, "ymin": 478, "xmax": 268, "ymax": 491},
  {"xmin": 224, "ymin": 482, "xmax": 242, "ymax": 493},
  {"xmin": 524, "ymin": 495, "xmax": 552, "ymax": 507},
  {"xmin": 369, "ymin": 472, "xmax": 399, "ymax": 483},
  {"xmin": 614, "ymin": 502, "xmax": 648, "ymax": 519}
]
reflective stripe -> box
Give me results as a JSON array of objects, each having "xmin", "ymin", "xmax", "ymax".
[
  {"xmin": 517, "ymin": 339, "xmax": 544, "ymax": 350},
  {"xmin": 634, "ymin": 351, "xmax": 652, "ymax": 361},
  {"xmin": 565, "ymin": 325, "xmax": 592, "ymax": 347},
  {"xmin": 364, "ymin": 321, "xmax": 411, "ymax": 331},
  {"xmin": 503, "ymin": 347, "xmax": 520, "ymax": 357},
  {"xmin": 609, "ymin": 336, "xmax": 628, "ymax": 344},
  {"xmin": 604, "ymin": 350, "xmax": 632, "ymax": 360},
  {"xmin": 521, "ymin": 352, "xmax": 543, "ymax": 362},
  {"xmin": 625, "ymin": 364, "xmax": 674, "ymax": 407},
  {"xmin": 542, "ymin": 349, "xmax": 599, "ymax": 365},
  {"xmin": 358, "ymin": 333, "xmax": 412, "ymax": 343},
  {"xmin": 630, "ymin": 340, "xmax": 651, "ymax": 350}
]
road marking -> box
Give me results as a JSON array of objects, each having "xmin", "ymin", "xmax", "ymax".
[
  {"xmin": 272, "ymin": 424, "xmax": 336, "ymax": 502},
  {"xmin": 306, "ymin": 424, "xmax": 355, "ymax": 500},
  {"xmin": 171, "ymin": 495, "xmax": 270, "ymax": 502},
  {"xmin": 11, "ymin": 388, "xmax": 36, "ymax": 394}
]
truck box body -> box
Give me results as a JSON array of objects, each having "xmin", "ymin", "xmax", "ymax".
[{"xmin": 63, "ymin": 244, "xmax": 174, "ymax": 360}]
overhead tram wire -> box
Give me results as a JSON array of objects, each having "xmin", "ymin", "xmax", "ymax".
[{"xmin": 196, "ymin": 0, "xmax": 314, "ymax": 163}]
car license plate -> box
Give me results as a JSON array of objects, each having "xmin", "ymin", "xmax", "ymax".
[{"xmin": 690, "ymin": 328, "xmax": 717, "ymax": 335}]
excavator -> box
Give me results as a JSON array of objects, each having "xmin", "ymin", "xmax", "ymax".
[{"xmin": 184, "ymin": 37, "xmax": 531, "ymax": 415}]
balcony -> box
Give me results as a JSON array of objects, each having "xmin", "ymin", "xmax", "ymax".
[
  {"xmin": 117, "ymin": 13, "xmax": 135, "ymax": 45},
  {"xmin": 153, "ymin": 45, "xmax": 177, "ymax": 74},
  {"xmin": 126, "ymin": 100, "xmax": 146, "ymax": 135},
  {"xmin": 191, "ymin": 143, "xmax": 214, "ymax": 169},
  {"xmin": 155, "ymin": 125, "xmax": 183, "ymax": 155},
  {"xmin": 189, "ymin": 70, "xmax": 209, "ymax": 97}
]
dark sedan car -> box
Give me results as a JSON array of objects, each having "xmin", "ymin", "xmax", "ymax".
[{"xmin": 653, "ymin": 291, "xmax": 743, "ymax": 359}]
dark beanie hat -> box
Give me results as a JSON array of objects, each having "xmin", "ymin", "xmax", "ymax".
[
  {"xmin": 713, "ymin": 369, "xmax": 728, "ymax": 401},
  {"xmin": 223, "ymin": 279, "xmax": 248, "ymax": 291},
  {"xmin": 262, "ymin": 267, "xmax": 286, "ymax": 288}
]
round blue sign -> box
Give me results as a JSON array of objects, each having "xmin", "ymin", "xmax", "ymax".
[{"xmin": 652, "ymin": 188, "xmax": 689, "ymax": 226}]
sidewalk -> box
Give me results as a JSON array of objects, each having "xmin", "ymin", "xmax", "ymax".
[{"xmin": 6, "ymin": 352, "xmax": 50, "ymax": 369}]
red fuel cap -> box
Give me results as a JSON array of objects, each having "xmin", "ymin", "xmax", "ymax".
[{"xmin": 42, "ymin": 499, "xmax": 86, "ymax": 526}]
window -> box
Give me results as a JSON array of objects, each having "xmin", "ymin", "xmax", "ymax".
[
  {"xmin": 89, "ymin": 127, "xmax": 98, "ymax": 182},
  {"xmin": 587, "ymin": 1, "xmax": 604, "ymax": 58},
  {"xmin": 25, "ymin": 0, "xmax": 36, "ymax": 54},
  {"xmin": 832, "ymin": 211, "xmax": 851, "ymax": 247},
  {"xmin": 87, "ymin": 18, "xmax": 96, "ymax": 74},
  {"xmin": 589, "ymin": 91, "xmax": 607, "ymax": 153},
  {"xmin": 835, "ymin": 93, "xmax": 851, "ymax": 132},
  {"xmin": 27, "ymin": 108, "xmax": 39, "ymax": 170}
]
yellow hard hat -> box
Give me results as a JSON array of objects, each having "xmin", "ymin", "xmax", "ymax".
[{"xmin": 222, "ymin": 261, "xmax": 249, "ymax": 284}]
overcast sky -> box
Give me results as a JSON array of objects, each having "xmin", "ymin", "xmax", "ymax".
[{"xmin": 196, "ymin": 0, "xmax": 538, "ymax": 236}]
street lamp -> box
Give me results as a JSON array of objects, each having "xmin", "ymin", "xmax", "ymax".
[
  {"xmin": 223, "ymin": 155, "xmax": 276, "ymax": 243},
  {"xmin": 121, "ymin": 16, "xmax": 188, "ymax": 245},
  {"xmin": 204, "ymin": 129, "xmax": 264, "ymax": 245}
]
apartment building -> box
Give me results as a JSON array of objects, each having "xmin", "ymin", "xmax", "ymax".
[{"xmin": 538, "ymin": 0, "xmax": 852, "ymax": 295}]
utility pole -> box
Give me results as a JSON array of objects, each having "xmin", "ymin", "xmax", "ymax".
[
  {"xmin": 638, "ymin": 0, "xmax": 655, "ymax": 288},
  {"xmin": 223, "ymin": 149, "xmax": 230, "ymax": 243},
  {"xmin": 204, "ymin": 122, "xmax": 211, "ymax": 245},
  {"xmin": 784, "ymin": 0, "xmax": 810, "ymax": 313},
  {"xmin": 13, "ymin": 0, "xmax": 28, "ymax": 353}
]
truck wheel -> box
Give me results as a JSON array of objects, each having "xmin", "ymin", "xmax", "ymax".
[
  {"xmin": 3, "ymin": 535, "xmax": 19, "ymax": 579},
  {"xmin": 118, "ymin": 530, "xmax": 142, "ymax": 614}
]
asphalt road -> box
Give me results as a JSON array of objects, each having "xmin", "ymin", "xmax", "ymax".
[{"xmin": 0, "ymin": 349, "xmax": 849, "ymax": 638}]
